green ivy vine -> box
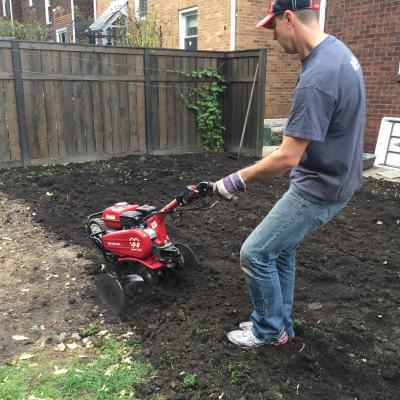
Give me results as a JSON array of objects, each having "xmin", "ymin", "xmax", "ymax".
[{"xmin": 185, "ymin": 68, "xmax": 227, "ymax": 152}]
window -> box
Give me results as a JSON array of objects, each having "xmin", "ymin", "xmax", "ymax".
[
  {"xmin": 2, "ymin": 0, "xmax": 6, "ymax": 17},
  {"xmin": 179, "ymin": 7, "xmax": 198, "ymax": 50},
  {"xmin": 56, "ymin": 28, "xmax": 67, "ymax": 43},
  {"xmin": 135, "ymin": 0, "xmax": 147, "ymax": 18},
  {"xmin": 44, "ymin": 0, "xmax": 51, "ymax": 24}
]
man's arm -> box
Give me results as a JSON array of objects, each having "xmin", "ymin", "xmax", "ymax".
[{"xmin": 240, "ymin": 135, "xmax": 310, "ymax": 184}]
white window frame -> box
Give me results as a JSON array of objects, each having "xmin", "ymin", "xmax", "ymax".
[
  {"xmin": 28, "ymin": 0, "xmax": 33, "ymax": 7},
  {"xmin": 2, "ymin": 0, "xmax": 6, "ymax": 17},
  {"xmin": 319, "ymin": 0, "xmax": 327, "ymax": 30},
  {"xmin": 179, "ymin": 6, "xmax": 198, "ymax": 50},
  {"xmin": 135, "ymin": 0, "xmax": 147, "ymax": 19},
  {"xmin": 56, "ymin": 28, "xmax": 67, "ymax": 43},
  {"xmin": 44, "ymin": 0, "xmax": 50, "ymax": 24}
]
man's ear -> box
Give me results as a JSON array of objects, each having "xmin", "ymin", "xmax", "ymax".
[{"xmin": 284, "ymin": 10, "xmax": 295, "ymax": 27}]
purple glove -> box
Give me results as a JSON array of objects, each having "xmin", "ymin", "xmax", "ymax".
[{"xmin": 214, "ymin": 172, "xmax": 246, "ymax": 200}]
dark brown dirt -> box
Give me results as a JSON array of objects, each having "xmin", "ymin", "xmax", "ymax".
[{"xmin": 0, "ymin": 153, "xmax": 399, "ymax": 400}]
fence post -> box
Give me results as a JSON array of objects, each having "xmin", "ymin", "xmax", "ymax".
[
  {"xmin": 11, "ymin": 40, "xmax": 30, "ymax": 167},
  {"xmin": 256, "ymin": 49, "xmax": 267, "ymax": 157},
  {"xmin": 143, "ymin": 48, "xmax": 153, "ymax": 153}
]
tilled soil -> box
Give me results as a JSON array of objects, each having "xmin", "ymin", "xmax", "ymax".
[{"xmin": 0, "ymin": 153, "xmax": 399, "ymax": 400}]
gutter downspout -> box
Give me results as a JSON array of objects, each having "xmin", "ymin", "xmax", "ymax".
[
  {"xmin": 230, "ymin": 0, "xmax": 236, "ymax": 51},
  {"xmin": 9, "ymin": 0, "xmax": 14, "ymax": 36},
  {"xmin": 93, "ymin": 0, "xmax": 97, "ymax": 19},
  {"xmin": 71, "ymin": 0, "xmax": 76, "ymax": 42}
]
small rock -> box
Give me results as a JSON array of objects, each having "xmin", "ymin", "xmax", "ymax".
[
  {"xmin": 142, "ymin": 348, "xmax": 151, "ymax": 357},
  {"xmin": 170, "ymin": 381, "xmax": 177, "ymax": 389},
  {"xmin": 77, "ymin": 253, "xmax": 84, "ymax": 258},
  {"xmin": 68, "ymin": 297, "xmax": 77, "ymax": 305}
]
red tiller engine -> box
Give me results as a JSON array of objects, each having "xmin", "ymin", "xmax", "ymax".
[{"xmin": 86, "ymin": 182, "xmax": 214, "ymax": 315}]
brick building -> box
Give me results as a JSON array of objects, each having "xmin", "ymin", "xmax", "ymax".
[
  {"xmin": 1, "ymin": 0, "xmax": 93, "ymax": 42},
  {"xmin": 325, "ymin": 0, "xmax": 399, "ymax": 152}
]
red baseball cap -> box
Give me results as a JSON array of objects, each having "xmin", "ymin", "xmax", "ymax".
[{"xmin": 256, "ymin": 0, "xmax": 320, "ymax": 29}]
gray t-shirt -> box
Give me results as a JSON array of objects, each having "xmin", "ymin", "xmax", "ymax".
[{"xmin": 285, "ymin": 35, "xmax": 366, "ymax": 204}]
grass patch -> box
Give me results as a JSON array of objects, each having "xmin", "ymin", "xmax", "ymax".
[
  {"xmin": 181, "ymin": 373, "xmax": 197, "ymax": 389},
  {"xmin": 228, "ymin": 361, "xmax": 249, "ymax": 385},
  {"xmin": 0, "ymin": 337, "xmax": 162, "ymax": 400}
]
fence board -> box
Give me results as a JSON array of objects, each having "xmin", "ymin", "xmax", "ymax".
[
  {"xmin": 0, "ymin": 82, "xmax": 9, "ymax": 160},
  {"xmin": 60, "ymin": 50, "xmax": 76, "ymax": 156},
  {"xmin": 119, "ymin": 82, "xmax": 129, "ymax": 152},
  {"xmin": 127, "ymin": 82, "xmax": 138, "ymax": 151},
  {"xmin": 90, "ymin": 52, "xmax": 104, "ymax": 154},
  {"xmin": 5, "ymin": 81, "xmax": 21, "ymax": 161},
  {"xmin": 137, "ymin": 83, "xmax": 146, "ymax": 151},
  {"xmin": 41, "ymin": 50, "xmax": 58, "ymax": 158},
  {"xmin": 173, "ymin": 57, "xmax": 183, "ymax": 148},
  {"xmin": 166, "ymin": 56, "xmax": 175, "ymax": 149},
  {"xmin": 0, "ymin": 40, "xmax": 266, "ymax": 166},
  {"xmin": 52, "ymin": 50, "xmax": 66, "ymax": 157}
]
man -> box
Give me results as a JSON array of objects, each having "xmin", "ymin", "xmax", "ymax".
[{"xmin": 214, "ymin": 0, "xmax": 366, "ymax": 348}]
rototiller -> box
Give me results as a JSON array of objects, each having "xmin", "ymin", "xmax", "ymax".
[{"xmin": 86, "ymin": 182, "xmax": 214, "ymax": 315}]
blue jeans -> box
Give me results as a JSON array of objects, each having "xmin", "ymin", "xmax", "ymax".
[{"xmin": 240, "ymin": 187, "xmax": 349, "ymax": 340}]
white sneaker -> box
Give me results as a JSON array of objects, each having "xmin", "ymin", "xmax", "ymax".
[
  {"xmin": 227, "ymin": 328, "xmax": 288, "ymax": 348},
  {"xmin": 240, "ymin": 321, "xmax": 295, "ymax": 339},
  {"xmin": 239, "ymin": 321, "xmax": 253, "ymax": 331}
]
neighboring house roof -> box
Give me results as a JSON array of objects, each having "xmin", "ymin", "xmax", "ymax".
[{"xmin": 89, "ymin": 0, "xmax": 128, "ymax": 32}]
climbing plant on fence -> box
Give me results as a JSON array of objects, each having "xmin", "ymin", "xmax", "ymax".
[{"xmin": 185, "ymin": 68, "xmax": 227, "ymax": 152}]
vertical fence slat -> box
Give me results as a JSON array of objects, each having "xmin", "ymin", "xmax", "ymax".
[
  {"xmin": 32, "ymin": 49, "xmax": 49, "ymax": 159},
  {"xmin": 52, "ymin": 50, "xmax": 66, "ymax": 157},
  {"xmin": 119, "ymin": 81, "xmax": 129, "ymax": 152},
  {"xmin": 0, "ymin": 81, "xmax": 9, "ymax": 161},
  {"xmin": 128, "ymin": 81, "xmax": 138, "ymax": 151},
  {"xmin": 135, "ymin": 54, "xmax": 146, "ymax": 152},
  {"xmin": 5, "ymin": 80, "xmax": 21, "ymax": 161},
  {"xmin": 100, "ymin": 53, "xmax": 112, "ymax": 154},
  {"xmin": 60, "ymin": 50, "xmax": 75, "ymax": 156},
  {"xmin": 91, "ymin": 52, "xmax": 104, "ymax": 154},
  {"xmin": 71, "ymin": 51, "xmax": 86, "ymax": 156},
  {"xmin": 41, "ymin": 50, "xmax": 58, "ymax": 158},
  {"xmin": 0, "ymin": 47, "xmax": 17, "ymax": 162}
]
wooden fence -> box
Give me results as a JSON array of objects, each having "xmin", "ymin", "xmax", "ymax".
[{"xmin": 0, "ymin": 40, "xmax": 266, "ymax": 168}]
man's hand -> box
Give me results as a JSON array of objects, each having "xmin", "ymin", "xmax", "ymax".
[{"xmin": 213, "ymin": 172, "xmax": 246, "ymax": 200}]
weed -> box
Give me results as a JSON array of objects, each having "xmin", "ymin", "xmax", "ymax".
[
  {"xmin": 80, "ymin": 322, "xmax": 99, "ymax": 338},
  {"xmin": 347, "ymin": 351, "xmax": 366, "ymax": 364},
  {"xmin": 228, "ymin": 361, "xmax": 249, "ymax": 385},
  {"xmin": 181, "ymin": 373, "xmax": 198, "ymax": 389},
  {"xmin": 159, "ymin": 352, "xmax": 178, "ymax": 367}
]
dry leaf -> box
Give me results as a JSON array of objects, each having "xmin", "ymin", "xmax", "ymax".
[
  {"xmin": 19, "ymin": 353, "xmax": 35, "ymax": 360},
  {"xmin": 55, "ymin": 343, "xmax": 66, "ymax": 352},
  {"xmin": 105, "ymin": 364, "xmax": 119, "ymax": 376},
  {"xmin": 12, "ymin": 335, "xmax": 29, "ymax": 341},
  {"xmin": 53, "ymin": 368, "xmax": 69, "ymax": 375},
  {"xmin": 308, "ymin": 301, "xmax": 323, "ymax": 310}
]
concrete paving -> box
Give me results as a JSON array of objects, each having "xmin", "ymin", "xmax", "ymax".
[{"xmin": 363, "ymin": 165, "xmax": 400, "ymax": 183}]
